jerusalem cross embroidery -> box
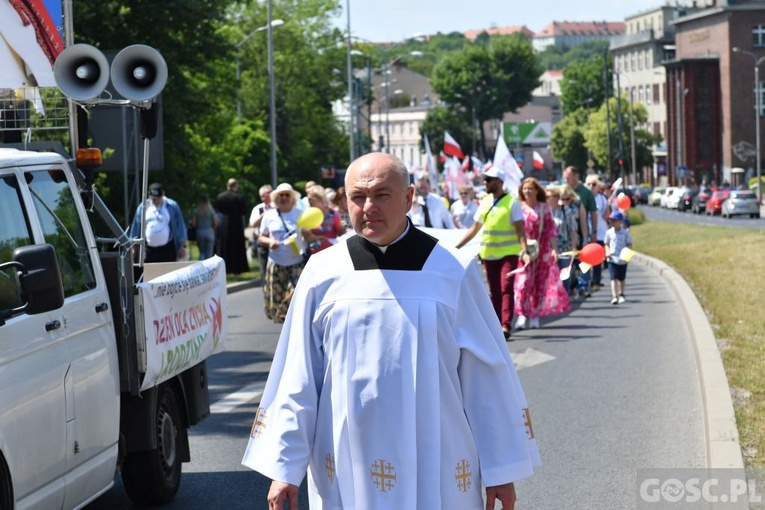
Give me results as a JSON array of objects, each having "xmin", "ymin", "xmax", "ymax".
[
  {"xmin": 523, "ymin": 408, "xmax": 535, "ymax": 439},
  {"xmin": 454, "ymin": 459, "xmax": 473, "ymax": 493},
  {"xmin": 250, "ymin": 407, "xmax": 268, "ymax": 438},
  {"xmin": 370, "ymin": 459, "xmax": 396, "ymax": 493},
  {"xmin": 325, "ymin": 453, "xmax": 336, "ymax": 486}
]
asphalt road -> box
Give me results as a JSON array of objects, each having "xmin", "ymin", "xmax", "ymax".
[{"xmin": 89, "ymin": 259, "xmax": 706, "ymax": 509}]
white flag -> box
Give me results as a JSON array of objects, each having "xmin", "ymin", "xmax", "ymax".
[
  {"xmin": 423, "ymin": 134, "xmax": 439, "ymax": 188},
  {"xmin": 493, "ymin": 135, "xmax": 524, "ymax": 197}
]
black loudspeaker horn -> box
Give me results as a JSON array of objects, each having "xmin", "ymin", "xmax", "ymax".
[
  {"xmin": 53, "ymin": 44, "xmax": 110, "ymax": 102},
  {"xmin": 110, "ymin": 45, "xmax": 167, "ymax": 103}
]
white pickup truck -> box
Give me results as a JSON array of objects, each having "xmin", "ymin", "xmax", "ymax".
[{"xmin": 0, "ymin": 147, "xmax": 221, "ymax": 509}]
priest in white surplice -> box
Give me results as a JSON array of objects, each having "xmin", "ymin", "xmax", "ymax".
[{"xmin": 242, "ymin": 153, "xmax": 540, "ymax": 510}]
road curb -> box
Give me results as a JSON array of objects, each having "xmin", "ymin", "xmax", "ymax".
[
  {"xmin": 634, "ymin": 253, "xmax": 744, "ymax": 470},
  {"xmin": 226, "ymin": 279, "xmax": 260, "ymax": 294}
]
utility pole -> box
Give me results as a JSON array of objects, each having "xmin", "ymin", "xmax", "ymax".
[
  {"xmin": 603, "ymin": 51, "xmax": 612, "ymax": 176},
  {"xmin": 615, "ymin": 71, "xmax": 626, "ymax": 182}
]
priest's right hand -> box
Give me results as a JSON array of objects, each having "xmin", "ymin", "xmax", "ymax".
[{"xmin": 268, "ymin": 480, "xmax": 298, "ymax": 509}]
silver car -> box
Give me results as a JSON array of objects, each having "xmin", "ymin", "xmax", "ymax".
[{"xmin": 721, "ymin": 190, "xmax": 761, "ymax": 218}]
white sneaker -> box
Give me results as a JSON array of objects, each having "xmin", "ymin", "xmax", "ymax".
[
  {"xmin": 611, "ymin": 297, "xmax": 618, "ymax": 305},
  {"xmin": 516, "ymin": 316, "xmax": 527, "ymax": 330},
  {"xmin": 529, "ymin": 317, "xmax": 540, "ymax": 329},
  {"xmin": 617, "ymin": 295, "xmax": 626, "ymax": 304}
]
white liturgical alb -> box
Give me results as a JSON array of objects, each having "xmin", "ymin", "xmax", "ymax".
[{"xmin": 242, "ymin": 226, "xmax": 540, "ymax": 509}]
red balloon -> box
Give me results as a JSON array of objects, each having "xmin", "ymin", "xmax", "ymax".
[
  {"xmin": 616, "ymin": 193, "xmax": 631, "ymax": 211},
  {"xmin": 579, "ymin": 243, "xmax": 605, "ymax": 266}
]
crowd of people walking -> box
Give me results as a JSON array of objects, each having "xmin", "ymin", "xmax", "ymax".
[{"xmin": 132, "ymin": 155, "xmax": 631, "ymax": 332}]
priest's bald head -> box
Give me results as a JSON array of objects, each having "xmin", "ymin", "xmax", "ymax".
[{"xmin": 345, "ymin": 152, "xmax": 414, "ymax": 246}]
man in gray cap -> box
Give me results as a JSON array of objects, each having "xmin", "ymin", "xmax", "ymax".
[{"xmin": 130, "ymin": 183, "xmax": 187, "ymax": 262}]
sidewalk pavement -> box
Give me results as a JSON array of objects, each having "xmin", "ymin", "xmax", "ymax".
[
  {"xmin": 224, "ymin": 253, "xmax": 745, "ymax": 470},
  {"xmin": 634, "ymin": 253, "xmax": 744, "ymax": 470}
]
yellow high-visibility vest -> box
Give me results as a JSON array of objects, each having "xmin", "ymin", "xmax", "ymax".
[{"xmin": 479, "ymin": 194, "xmax": 521, "ymax": 259}]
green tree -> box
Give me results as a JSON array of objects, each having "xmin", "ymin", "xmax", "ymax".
[
  {"xmin": 74, "ymin": 0, "xmax": 240, "ymax": 211},
  {"xmin": 72, "ymin": 0, "xmax": 350, "ymax": 213},
  {"xmin": 559, "ymin": 54, "xmax": 612, "ymax": 115},
  {"xmin": 537, "ymin": 40, "xmax": 610, "ymax": 70},
  {"xmin": 550, "ymin": 108, "xmax": 589, "ymax": 170},
  {"xmin": 584, "ymin": 96, "xmax": 660, "ymax": 179},
  {"xmin": 431, "ymin": 35, "xmax": 542, "ymax": 159}
]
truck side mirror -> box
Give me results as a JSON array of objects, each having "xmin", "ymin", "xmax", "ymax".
[{"xmin": 1, "ymin": 244, "xmax": 66, "ymax": 317}]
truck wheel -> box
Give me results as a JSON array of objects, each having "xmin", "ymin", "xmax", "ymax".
[
  {"xmin": 0, "ymin": 455, "xmax": 12, "ymax": 510},
  {"xmin": 122, "ymin": 384, "xmax": 183, "ymax": 505}
]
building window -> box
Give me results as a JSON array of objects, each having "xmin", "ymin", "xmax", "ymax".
[
  {"xmin": 754, "ymin": 82, "xmax": 765, "ymax": 116},
  {"xmin": 646, "ymin": 51, "xmax": 652, "ymax": 68},
  {"xmin": 639, "ymin": 51, "xmax": 644, "ymax": 70},
  {"xmin": 632, "ymin": 53, "xmax": 637, "ymax": 71},
  {"xmin": 653, "ymin": 83, "xmax": 660, "ymax": 104},
  {"xmin": 753, "ymin": 24, "xmax": 765, "ymax": 47}
]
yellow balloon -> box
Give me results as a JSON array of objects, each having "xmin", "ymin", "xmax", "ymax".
[{"xmin": 297, "ymin": 207, "xmax": 324, "ymax": 229}]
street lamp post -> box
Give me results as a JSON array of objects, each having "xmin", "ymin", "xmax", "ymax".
[
  {"xmin": 350, "ymin": 50, "xmax": 372, "ymax": 158},
  {"xmin": 266, "ymin": 0, "xmax": 278, "ymax": 187},
  {"xmin": 613, "ymin": 70, "xmax": 637, "ymax": 184},
  {"xmin": 235, "ymin": 19, "xmax": 284, "ymax": 125},
  {"xmin": 345, "ymin": 0, "xmax": 354, "ymax": 163},
  {"xmin": 733, "ymin": 47, "xmax": 765, "ymax": 202}
]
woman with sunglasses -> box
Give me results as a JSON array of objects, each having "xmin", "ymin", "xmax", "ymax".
[
  {"xmin": 547, "ymin": 186, "xmax": 578, "ymax": 294},
  {"xmin": 259, "ymin": 183, "xmax": 318, "ymax": 323}
]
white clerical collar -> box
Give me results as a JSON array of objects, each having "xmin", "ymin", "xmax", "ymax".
[{"xmin": 369, "ymin": 223, "xmax": 410, "ymax": 254}]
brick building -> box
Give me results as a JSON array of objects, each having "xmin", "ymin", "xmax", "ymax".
[{"xmin": 669, "ymin": 1, "xmax": 765, "ymax": 187}]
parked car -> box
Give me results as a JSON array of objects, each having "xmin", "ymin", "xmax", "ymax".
[
  {"xmin": 705, "ymin": 189, "xmax": 731, "ymax": 215},
  {"xmin": 634, "ymin": 186, "xmax": 653, "ymax": 205},
  {"xmin": 661, "ymin": 187, "xmax": 679, "ymax": 208},
  {"xmin": 677, "ymin": 187, "xmax": 696, "ymax": 212},
  {"xmin": 691, "ymin": 187, "xmax": 713, "ymax": 214},
  {"xmin": 721, "ymin": 190, "xmax": 761, "ymax": 218},
  {"xmin": 648, "ymin": 187, "xmax": 665, "ymax": 206}
]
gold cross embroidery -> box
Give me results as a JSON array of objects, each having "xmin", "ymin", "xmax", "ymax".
[
  {"xmin": 370, "ymin": 459, "xmax": 396, "ymax": 493},
  {"xmin": 523, "ymin": 408, "xmax": 535, "ymax": 439},
  {"xmin": 325, "ymin": 454, "xmax": 336, "ymax": 486},
  {"xmin": 250, "ymin": 407, "xmax": 268, "ymax": 438},
  {"xmin": 455, "ymin": 459, "xmax": 472, "ymax": 493}
]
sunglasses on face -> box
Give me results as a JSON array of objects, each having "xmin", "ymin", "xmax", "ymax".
[
  {"xmin": 460, "ymin": 192, "xmax": 470, "ymax": 196},
  {"xmin": 278, "ymin": 193, "xmax": 292, "ymax": 198},
  {"xmin": 561, "ymin": 197, "xmax": 572, "ymax": 201}
]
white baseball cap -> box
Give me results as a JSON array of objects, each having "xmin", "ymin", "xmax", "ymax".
[{"xmin": 482, "ymin": 166, "xmax": 506, "ymax": 181}]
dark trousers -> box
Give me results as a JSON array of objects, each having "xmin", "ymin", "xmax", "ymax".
[
  {"xmin": 483, "ymin": 255, "xmax": 519, "ymax": 330},
  {"xmin": 257, "ymin": 245, "xmax": 270, "ymax": 285},
  {"xmin": 592, "ymin": 240, "xmax": 605, "ymax": 286},
  {"xmin": 145, "ymin": 240, "xmax": 176, "ymax": 263}
]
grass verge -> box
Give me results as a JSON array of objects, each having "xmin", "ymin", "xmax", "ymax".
[{"xmin": 631, "ymin": 216, "xmax": 765, "ymax": 467}]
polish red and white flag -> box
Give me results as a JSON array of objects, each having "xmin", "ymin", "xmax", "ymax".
[
  {"xmin": 533, "ymin": 151, "xmax": 545, "ymax": 170},
  {"xmin": 443, "ymin": 131, "xmax": 465, "ymax": 160}
]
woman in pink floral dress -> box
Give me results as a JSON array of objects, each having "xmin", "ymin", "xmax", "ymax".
[{"xmin": 512, "ymin": 177, "xmax": 570, "ymax": 329}]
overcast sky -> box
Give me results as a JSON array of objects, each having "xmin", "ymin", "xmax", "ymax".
[{"xmin": 340, "ymin": 0, "xmax": 670, "ymax": 42}]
